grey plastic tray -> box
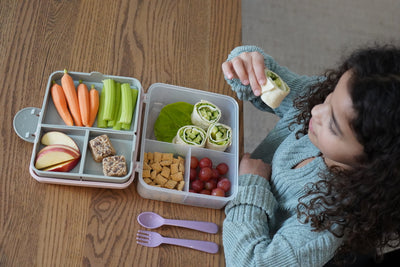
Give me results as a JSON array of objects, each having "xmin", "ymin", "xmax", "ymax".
[
  {"xmin": 14, "ymin": 71, "xmax": 142, "ymax": 188},
  {"xmin": 14, "ymin": 71, "xmax": 239, "ymax": 208}
]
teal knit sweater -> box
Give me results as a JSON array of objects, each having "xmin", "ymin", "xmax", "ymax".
[{"xmin": 223, "ymin": 46, "xmax": 342, "ymax": 267}]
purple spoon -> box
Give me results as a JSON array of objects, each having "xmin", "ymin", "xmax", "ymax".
[{"xmin": 137, "ymin": 212, "xmax": 218, "ymax": 234}]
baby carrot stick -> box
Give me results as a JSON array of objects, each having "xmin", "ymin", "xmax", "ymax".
[
  {"xmin": 61, "ymin": 69, "xmax": 83, "ymax": 126},
  {"xmin": 77, "ymin": 81, "xmax": 90, "ymax": 126},
  {"xmin": 50, "ymin": 81, "xmax": 74, "ymax": 126},
  {"xmin": 88, "ymin": 85, "xmax": 99, "ymax": 127}
]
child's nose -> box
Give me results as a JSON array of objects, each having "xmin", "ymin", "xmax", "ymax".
[{"xmin": 311, "ymin": 104, "xmax": 326, "ymax": 125}]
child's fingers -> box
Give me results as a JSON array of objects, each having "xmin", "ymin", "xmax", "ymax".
[
  {"xmin": 221, "ymin": 61, "xmax": 236, "ymax": 80},
  {"xmin": 252, "ymin": 53, "xmax": 267, "ymax": 86},
  {"xmin": 247, "ymin": 66, "xmax": 261, "ymax": 96},
  {"xmin": 248, "ymin": 53, "xmax": 266, "ymax": 96},
  {"xmin": 222, "ymin": 52, "xmax": 266, "ymax": 96},
  {"xmin": 231, "ymin": 57, "xmax": 250, "ymax": 85}
]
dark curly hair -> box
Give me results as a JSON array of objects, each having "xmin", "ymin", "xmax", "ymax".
[{"xmin": 293, "ymin": 45, "xmax": 400, "ymax": 264}]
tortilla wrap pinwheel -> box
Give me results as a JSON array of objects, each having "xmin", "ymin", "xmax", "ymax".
[
  {"xmin": 172, "ymin": 125, "xmax": 207, "ymax": 148},
  {"xmin": 206, "ymin": 123, "xmax": 232, "ymax": 151},
  {"xmin": 191, "ymin": 100, "xmax": 221, "ymax": 129},
  {"xmin": 260, "ymin": 70, "xmax": 290, "ymax": 109}
]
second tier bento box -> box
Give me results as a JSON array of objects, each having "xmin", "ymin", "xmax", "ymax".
[{"xmin": 13, "ymin": 71, "xmax": 239, "ymax": 209}]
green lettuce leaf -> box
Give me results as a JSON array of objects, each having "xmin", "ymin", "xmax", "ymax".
[{"xmin": 154, "ymin": 102, "xmax": 194, "ymax": 142}]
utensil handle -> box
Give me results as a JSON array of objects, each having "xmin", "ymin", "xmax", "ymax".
[
  {"xmin": 162, "ymin": 237, "xmax": 219, "ymax": 254},
  {"xmin": 165, "ymin": 219, "xmax": 218, "ymax": 234}
]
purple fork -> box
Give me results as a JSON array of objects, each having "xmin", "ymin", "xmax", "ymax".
[{"xmin": 136, "ymin": 230, "xmax": 219, "ymax": 254}]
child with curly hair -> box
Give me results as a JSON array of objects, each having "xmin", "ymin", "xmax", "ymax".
[{"xmin": 221, "ymin": 44, "xmax": 400, "ymax": 266}]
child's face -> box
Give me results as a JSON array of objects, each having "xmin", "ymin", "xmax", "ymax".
[{"xmin": 308, "ymin": 70, "xmax": 364, "ymax": 168}]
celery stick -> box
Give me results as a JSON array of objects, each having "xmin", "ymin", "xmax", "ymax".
[
  {"xmin": 97, "ymin": 86, "xmax": 107, "ymax": 128},
  {"xmin": 118, "ymin": 83, "xmax": 133, "ymax": 124},
  {"xmin": 113, "ymin": 122, "xmax": 122, "ymax": 130},
  {"xmin": 103, "ymin": 79, "xmax": 116, "ymax": 121},
  {"xmin": 125, "ymin": 87, "xmax": 138, "ymax": 129},
  {"xmin": 113, "ymin": 117, "xmax": 123, "ymax": 130},
  {"xmin": 122, "ymin": 87, "xmax": 138, "ymax": 130},
  {"xmin": 121, "ymin": 123, "xmax": 131, "ymax": 130},
  {"xmin": 107, "ymin": 82, "xmax": 121, "ymax": 127},
  {"xmin": 112, "ymin": 87, "xmax": 124, "ymax": 130}
]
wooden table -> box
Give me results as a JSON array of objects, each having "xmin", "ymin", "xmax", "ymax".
[{"xmin": 0, "ymin": 0, "xmax": 241, "ymax": 266}]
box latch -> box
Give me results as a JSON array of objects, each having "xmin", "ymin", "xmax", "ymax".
[{"xmin": 13, "ymin": 107, "xmax": 41, "ymax": 143}]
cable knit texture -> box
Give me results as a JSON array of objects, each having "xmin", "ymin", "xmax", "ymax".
[{"xmin": 223, "ymin": 46, "xmax": 342, "ymax": 267}]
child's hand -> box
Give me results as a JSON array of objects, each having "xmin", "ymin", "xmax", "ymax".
[
  {"xmin": 222, "ymin": 51, "xmax": 266, "ymax": 96},
  {"xmin": 239, "ymin": 153, "xmax": 271, "ymax": 181}
]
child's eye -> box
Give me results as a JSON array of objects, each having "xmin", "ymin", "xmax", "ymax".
[{"xmin": 329, "ymin": 119, "xmax": 337, "ymax": 135}]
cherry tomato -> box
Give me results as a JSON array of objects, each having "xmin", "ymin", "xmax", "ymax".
[
  {"xmin": 198, "ymin": 167, "xmax": 213, "ymax": 181},
  {"xmin": 199, "ymin": 157, "xmax": 212, "ymax": 169},
  {"xmin": 190, "ymin": 156, "xmax": 199, "ymax": 169},
  {"xmin": 190, "ymin": 168, "xmax": 197, "ymax": 181},
  {"xmin": 191, "ymin": 179, "xmax": 204, "ymax": 192},
  {"xmin": 200, "ymin": 189, "xmax": 211, "ymax": 195},
  {"xmin": 217, "ymin": 178, "xmax": 231, "ymax": 192},
  {"xmin": 204, "ymin": 179, "xmax": 217, "ymax": 190},
  {"xmin": 216, "ymin": 162, "xmax": 229, "ymax": 175},
  {"xmin": 211, "ymin": 187, "xmax": 225, "ymax": 197},
  {"xmin": 211, "ymin": 168, "xmax": 220, "ymax": 179},
  {"xmin": 210, "ymin": 178, "xmax": 219, "ymax": 184}
]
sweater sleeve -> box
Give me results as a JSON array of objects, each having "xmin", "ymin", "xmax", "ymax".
[
  {"xmin": 223, "ymin": 174, "xmax": 341, "ymax": 267},
  {"xmin": 224, "ymin": 45, "xmax": 323, "ymax": 118}
]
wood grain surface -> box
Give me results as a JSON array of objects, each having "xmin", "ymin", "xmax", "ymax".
[{"xmin": 0, "ymin": 0, "xmax": 242, "ymax": 266}]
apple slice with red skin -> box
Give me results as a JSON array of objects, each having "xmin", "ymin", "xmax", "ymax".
[
  {"xmin": 37, "ymin": 143, "xmax": 80, "ymax": 157},
  {"xmin": 35, "ymin": 144, "xmax": 80, "ymax": 170},
  {"xmin": 41, "ymin": 157, "xmax": 80, "ymax": 172},
  {"xmin": 41, "ymin": 131, "xmax": 80, "ymax": 152}
]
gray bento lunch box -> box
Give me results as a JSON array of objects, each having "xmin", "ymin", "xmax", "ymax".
[{"xmin": 13, "ymin": 71, "xmax": 239, "ymax": 209}]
